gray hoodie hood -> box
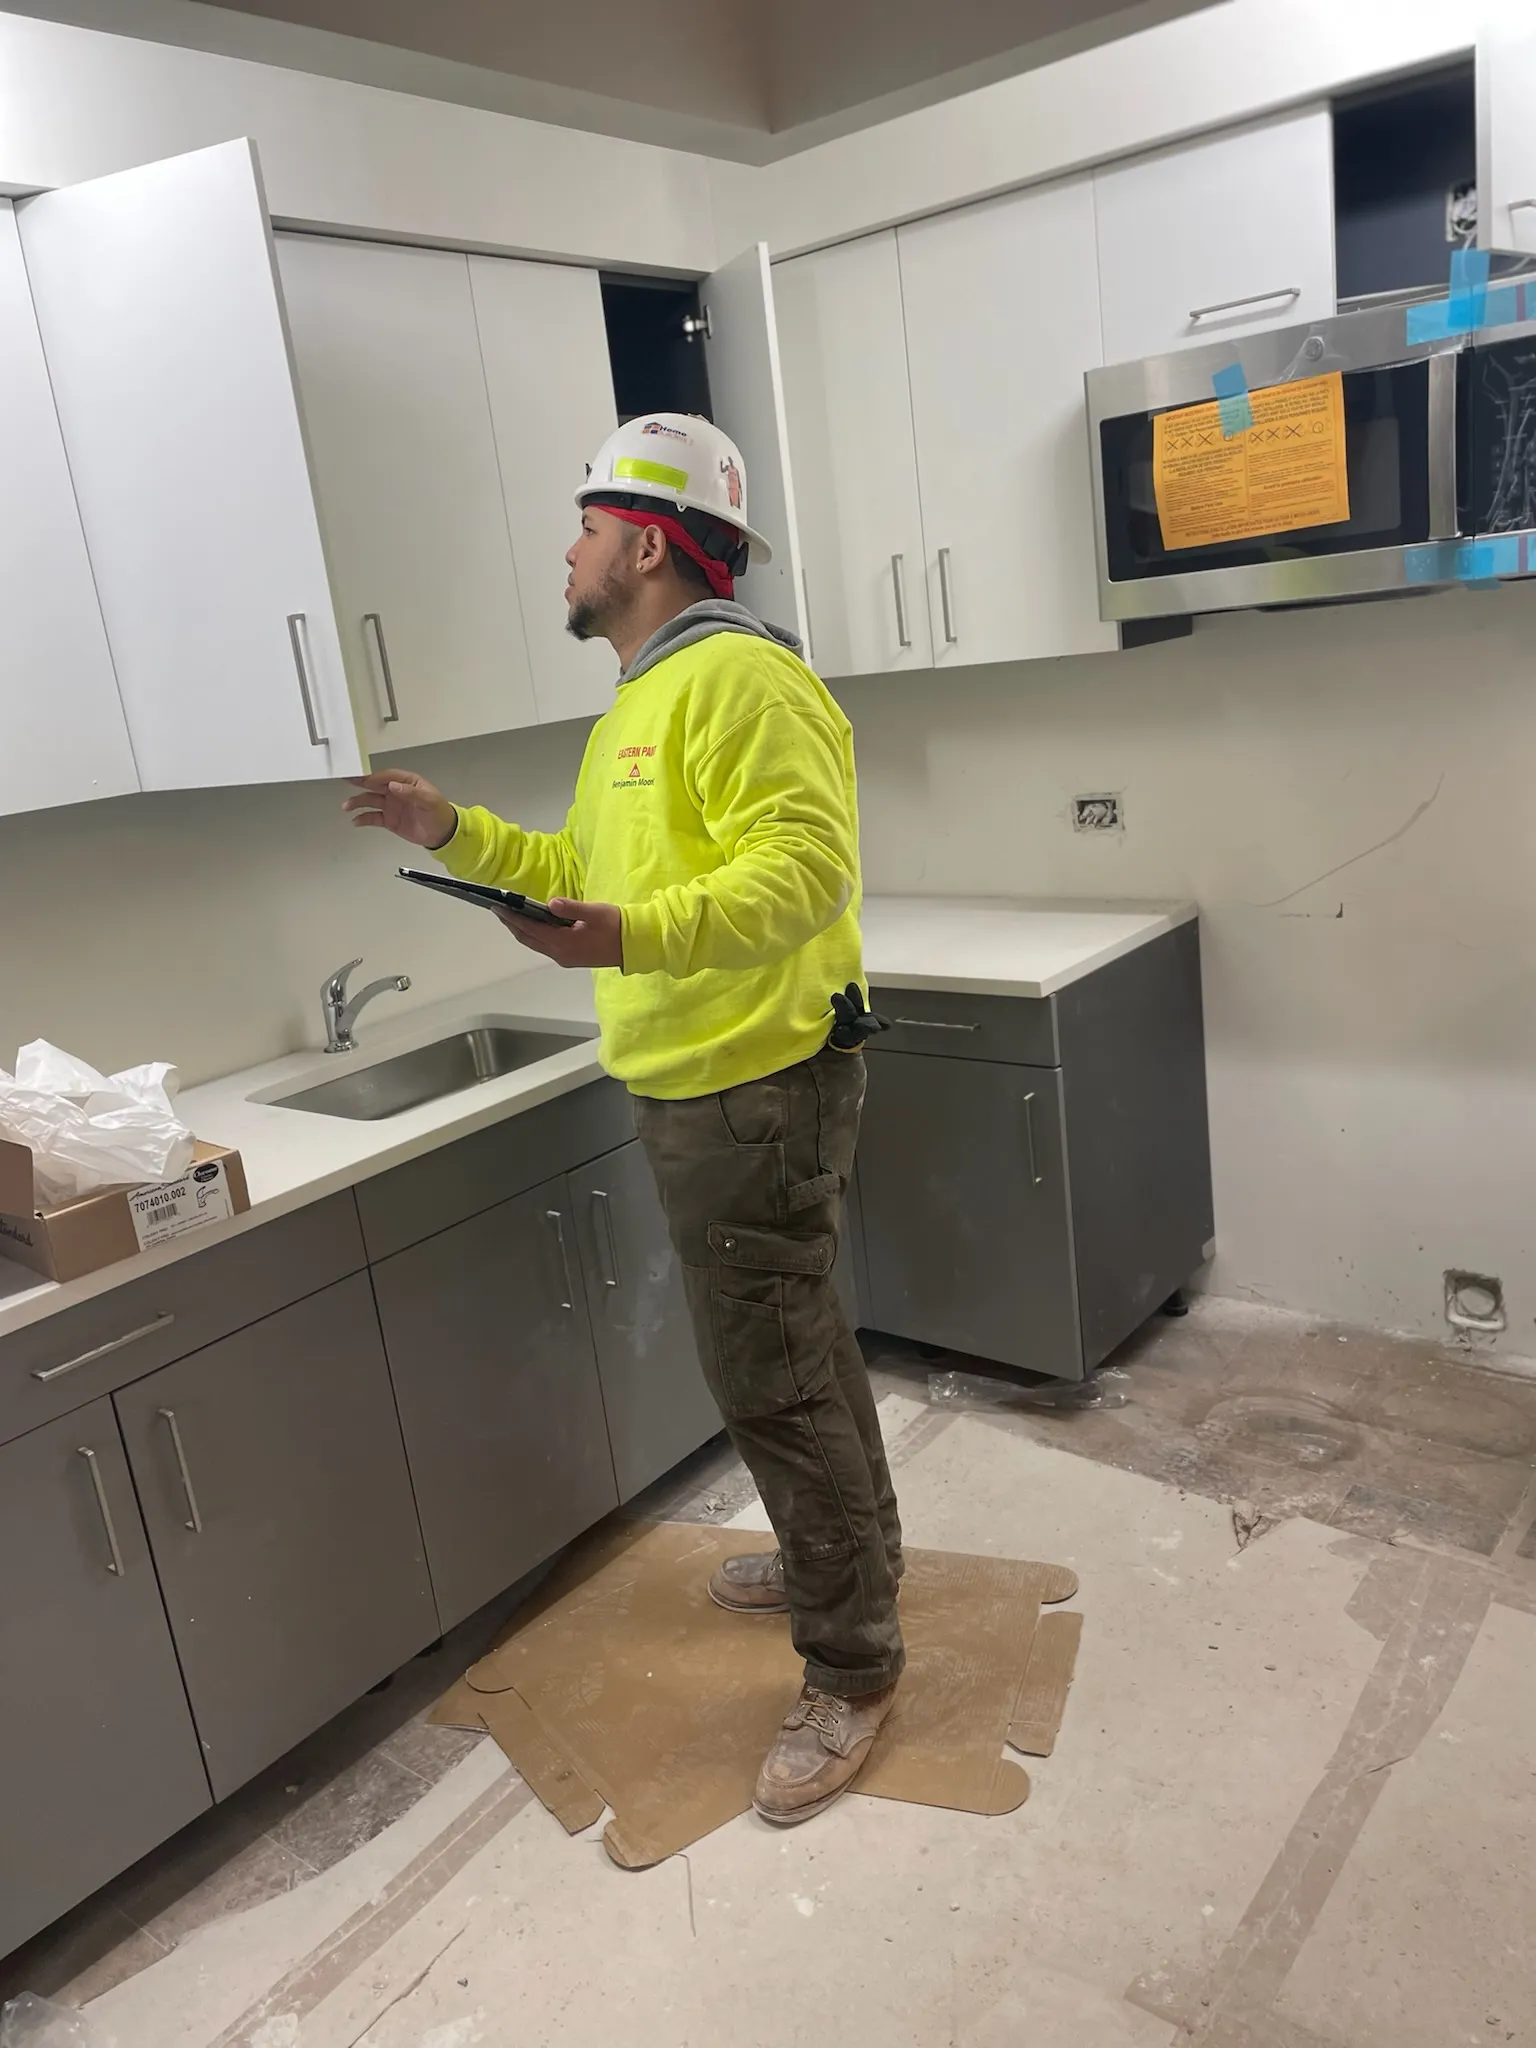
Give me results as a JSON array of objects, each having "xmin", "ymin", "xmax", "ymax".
[{"xmin": 619, "ymin": 599, "xmax": 803, "ymax": 687}]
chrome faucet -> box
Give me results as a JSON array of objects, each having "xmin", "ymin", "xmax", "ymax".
[{"xmin": 321, "ymin": 957, "xmax": 411, "ymax": 1054}]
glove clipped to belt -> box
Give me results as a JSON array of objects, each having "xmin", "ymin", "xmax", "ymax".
[{"xmin": 827, "ymin": 983, "xmax": 891, "ymax": 1052}]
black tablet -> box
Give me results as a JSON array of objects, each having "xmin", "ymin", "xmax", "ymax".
[{"xmin": 397, "ymin": 868, "xmax": 575, "ymax": 928}]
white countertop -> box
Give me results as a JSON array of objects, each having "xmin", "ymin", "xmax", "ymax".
[{"xmin": 0, "ymin": 895, "xmax": 1193, "ymax": 1342}]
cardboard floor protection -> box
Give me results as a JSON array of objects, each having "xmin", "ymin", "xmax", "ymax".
[{"xmin": 432, "ymin": 1521, "xmax": 1081, "ymax": 1868}]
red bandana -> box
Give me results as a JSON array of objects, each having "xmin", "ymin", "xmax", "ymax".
[{"xmin": 601, "ymin": 504, "xmax": 737, "ymax": 599}]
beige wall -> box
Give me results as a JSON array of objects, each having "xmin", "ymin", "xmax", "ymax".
[
  {"xmin": 839, "ymin": 581, "xmax": 1536, "ymax": 1354},
  {"xmin": 0, "ymin": 717, "xmax": 594, "ymax": 1087}
]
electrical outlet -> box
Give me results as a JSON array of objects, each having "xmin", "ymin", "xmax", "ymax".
[
  {"xmin": 1073, "ymin": 794, "xmax": 1123, "ymax": 832},
  {"xmin": 1445, "ymin": 1269, "xmax": 1505, "ymax": 1334}
]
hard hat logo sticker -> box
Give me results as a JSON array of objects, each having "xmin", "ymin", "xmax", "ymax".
[
  {"xmin": 719, "ymin": 457, "xmax": 743, "ymax": 510},
  {"xmin": 641, "ymin": 419, "xmax": 689, "ymax": 440}
]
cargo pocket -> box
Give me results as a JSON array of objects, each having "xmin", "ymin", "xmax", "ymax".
[{"xmin": 707, "ymin": 1222, "xmax": 835, "ymax": 1422}]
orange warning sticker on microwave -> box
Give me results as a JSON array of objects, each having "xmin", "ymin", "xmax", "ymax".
[{"xmin": 1152, "ymin": 371, "xmax": 1350, "ymax": 551}]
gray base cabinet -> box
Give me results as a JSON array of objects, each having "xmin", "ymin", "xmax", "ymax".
[
  {"xmin": 858, "ymin": 1054, "xmax": 1081, "ymax": 1374},
  {"xmin": 114, "ymin": 1273, "xmax": 437, "ymax": 1798},
  {"xmin": 0, "ymin": 1399, "xmax": 210, "ymax": 1956},
  {"xmin": 372, "ymin": 1175, "xmax": 621, "ymax": 1631},
  {"xmin": 858, "ymin": 925, "xmax": 1214, "ymax": 1378},
  {"xmin": 568, "ymin": 1138, "xmax": 720, "ymax": 1502}
]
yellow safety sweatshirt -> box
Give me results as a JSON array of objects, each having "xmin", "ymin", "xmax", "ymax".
[{"xmin": 435, "ymin": 603, "xmax": 864, "ymax": 1100}]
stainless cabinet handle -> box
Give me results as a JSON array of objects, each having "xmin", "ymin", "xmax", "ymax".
[
  {"xmin": 363, "ymin": 611, "xmax": 401, "ymax": 725},
  {"xmin": 1510, "ymin": 198, "xmax": 1536, "ymax": 214},
  {"xmin": 893, "ymin": 1016, "xmax": 978, "ymax": 1033},
  {"xmin": 591, "ymin": 1190, "xmax": 620, "ymax": 1289},
  {"xmin": 159, "ymin": 1408, "xmax": 203, "ymax": 1533},
  {"xmin": 286, "ymin": 612, "xmax": 327, "ymax": 748},
  {"xmin": 78, "ymin": 1447, "xmax": 125, "ymax": 1575},
  {"xmin": 1022, "ymin": 1092, "xmax": 1043, "ymax": 1187},
  {"xmin": 1187, "ymin": 286, "xmax": 1301, "ymax": 322},
  {"xmin": 33, "ymin": 1312, "xmax": 174, "ymax": 1383},
  {"xmin": 544, "ymin": 1208, "xmax": 575, "ymax": 1311},
  {"xmin": 937, "ymin": 548, "xmax": 958, "ymax": 644},
  {"xmin": 1426, "ymin": 351, "xmax": 1459, "ymax": 541},
  {"xmin": 891, "ymin": 554, "xmax": 912, "ymax": 649}
]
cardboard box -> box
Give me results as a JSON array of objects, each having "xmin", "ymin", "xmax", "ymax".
[{"xmin": 0, "ymin": 1139, "xmax": 250, "ymax": 1282}]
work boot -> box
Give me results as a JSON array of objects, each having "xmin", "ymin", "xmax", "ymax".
[
  {"xmin": 753, "ymin": 1682, "xmax": 898, "ymax": 1827},
  {"xmin": 708, "ymin": 1549, "xmax": 788, "ymax": 1614}
]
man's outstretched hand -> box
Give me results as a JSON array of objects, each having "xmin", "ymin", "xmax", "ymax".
[
  {"xmin": 497, "ymin": 900, "xmax": 624, "ymax": 970},
  {"xmin": 343, "ymin": 770, "xmax": 457, "ymax": 850}
]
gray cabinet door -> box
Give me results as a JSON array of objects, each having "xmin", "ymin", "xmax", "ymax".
[
  {"xmin": 857, "ymin": 1053, "xmax": 1084, "ymax": 1379},
  {"xmin": 114, "ymin": 1274, "xmax": 437, "ymax": 1798},
  {"xmin": 568, "ymin": 1140, "xmax": 720, "ymax": 1502},
  {"xmin": 372, "ymin": 1175, "xmax": 619, "ymax": 1630},
  {"xmin": 0, "ymin": 1399, "xmax": 209, "ymax": 1954}
]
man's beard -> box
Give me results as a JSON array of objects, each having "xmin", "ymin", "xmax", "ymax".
[{"xmin": 566, "ymin": 597, "xmax": 603, "ymax": 642}]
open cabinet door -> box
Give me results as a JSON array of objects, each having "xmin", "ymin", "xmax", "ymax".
[
  {"xmin": 701, "ymin": 243, "xmax": 808, "ymax": 646},
  {"xmin": 1478, "ymin": 22, "xmax": 1536, "ymax": 255},
  {"xmin": 17, "ymin": 139, "xmax": 362, "ymax": 788}
]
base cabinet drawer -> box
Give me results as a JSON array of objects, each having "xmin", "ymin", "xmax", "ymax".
[{"xmin": 0, "ymin": 1399, "xmax": 210, "ymax": 1955}]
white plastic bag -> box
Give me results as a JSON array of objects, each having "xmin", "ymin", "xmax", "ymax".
[
  {"xmin": 0, "ymin": 1994, "xmax": 112, "ymax": 2048},
  {"xmin": 0, "ymin": 1039, "xmax": 194, "ymax": 1208}
]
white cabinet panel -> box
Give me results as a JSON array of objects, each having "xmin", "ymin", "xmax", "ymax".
[
  {"xmin": 17, "ymin": 140, "xmax": 361, "ymax": 788},
  {"xmin": 1479, "ymin": 23, "xmax": 1536, "ymax": 255},
  {"xmin": 278, "ymin": 235, "xmax": 537, "ymax": 751},
  {"xmin": 0, "ymin": 201, "xmax": 137, "ymax": 817},
  {"xmin": 469, "ymin": 255, "xmax": 618, "ymax": 726},
  {"xmin": 701, "ymin": 243, "xmax": 808, "ymax": 642},
  {"xmin": 899, "ymin": 177, "xmax": 1117, "ymax": 670},
  {"xmin": 775, "ymin": 232, "xmax": 933, "ymax": 679},
  {"xmin": 1094, "ymin": 110, "xmax": 1336, "ymax": 364}
]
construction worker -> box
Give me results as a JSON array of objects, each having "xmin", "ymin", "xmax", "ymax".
[{"xmin": 345, "ymin": 414, "xmax": 904, "ymax": 1827}]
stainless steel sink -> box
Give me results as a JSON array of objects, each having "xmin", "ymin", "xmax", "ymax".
[{"xmin": 271, "ymin": 1026, "xmax": 587, "ymax": 1121}]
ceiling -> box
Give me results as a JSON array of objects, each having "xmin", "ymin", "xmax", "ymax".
[{"xmin": 13, "ymin": 0, "xmax": 1223, "ymax": 162}]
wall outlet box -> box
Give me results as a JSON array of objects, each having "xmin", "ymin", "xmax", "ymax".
[{"xmin": 1073, "ymin": 794, "xmax": 1123, "ymax": 832}]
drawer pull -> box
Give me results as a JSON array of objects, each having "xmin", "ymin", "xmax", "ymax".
[
  {"xmin": 1187, "ymin": 285, "xmax": 1301, "ymax": 322},
  {"xmin": 159, "ymin": 1407, "xmax": 204, "ymax": 1533},
  {"xmin": 77, "ymin": 1447, "xmax": 125, "ymax": 1576},
  {"xmin": 1023, "ymin": 1092, "xmax": 1043, "ymax": 1187},
  {"xmin": 893, "ymin": 1017, "xmax": 979, "ymax": 1033},
  {"xmin": 33, "ymin": 1312, "xmax": 175, "ymax": 1382}
]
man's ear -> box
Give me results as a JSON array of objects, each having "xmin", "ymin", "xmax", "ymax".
[{"xmin": 633, "ymin": 523, "xmax": 670, "ymax": 576}]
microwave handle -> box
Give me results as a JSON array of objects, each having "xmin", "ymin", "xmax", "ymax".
[{"xmin": 1426, "ymin": 351, "xmax": 1459, "ymax": 542}]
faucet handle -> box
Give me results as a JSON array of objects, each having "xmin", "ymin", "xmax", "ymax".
[{"xmin": 322, "ymin": 957, "xmax": 364, "ymax": 1005}]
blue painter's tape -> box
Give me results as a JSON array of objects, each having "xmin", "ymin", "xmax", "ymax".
[
  {"xmin": 1403, "ymin": 537, "xmax": 1521, "ymax": 587},
  {"xmin": 1210, "ymin": 360, "xmax": 1253, "ymax": 437},
  {"xmin": 1448, "ymin": 245, "xmax": 1491, "ymax": 329},
  {"xmin": 1405, "ymin": 297, "xmax": 1458, "ymax": 344}
]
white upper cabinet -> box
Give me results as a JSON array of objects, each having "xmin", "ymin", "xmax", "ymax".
[
  {"xmin": 277, "ymin": 234, "xmax": 536, "ymax": 751},
  {"xmin": 17, "ymin": 140, "xmax": 362, "ymax": 788},
  {"xmin": 0, "ymin": 201, "xmax": 138, "ymax": 818},
  {"xmin": 898, "ymin": 175, "xmax": 1117, "ymax": 670},
  {"xmin": 700, "ymin": 244, "xmax": 808, "ymax": 643},
  {"xmin": 1479, "ymin": 22, "xmax": 1536, "ymax": 254},
  {"xmin": 774, "ymin": 232, "xmax": 933, "ymax": 679},
  {"xmin": 1094, "ymin": 109, "xmax": 1336, "ymax": 364},
  {"xmin": 469, "ymin": 255, "xmax": 618, "ymax": 726}
]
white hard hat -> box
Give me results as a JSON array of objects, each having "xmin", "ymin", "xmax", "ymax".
[{"xmin": 577, "ymin": 413, "xmax": 774, "ymax": 565}]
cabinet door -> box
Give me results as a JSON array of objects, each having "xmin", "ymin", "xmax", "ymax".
[
  {"xmin": 774, "ymin": 232, "xmax": 933, "ymax": 678},
  {"xmin": 277, "ymin": 235, "xmax": 537, "ymax": 751},
  {"xmin": 0, "ymin": 202, "xmax": 137, "ymax": 818},
  {"xmin": 898, "ymin": 179, "xmax": 1118, "ymax": 669},
  {"xmin": 1094, "ymin": 109, "xmax": 1336, "ymax": 363},
  {"xmin": 16, "ymin": 140, "xmax": 362, "ymax": 788},
  {"xmin": 568, "ymin": 1140, "xmax": 719, "ymax": 1503},
  {"xmin": 0, "ymin": 1400, "xmax": 209, "ymax": 1956},
  {"xmin": 114, "ymin": 1273, "xmax": 436, "ymax": 1798},
  {"xmin": 1479, "ymin": 23, "xmax": 1536, "ymax": 254},
  {"xmin": 858, "ymin": 1053, "xmax": 1083, "ymax": 1379},
  {"xmin": 372, "ymin": 1176, "xmax": 618, "ymax": 1631},
  {"xmin": 701, "ymin": 243, "xmax": 808, "ymax": 641},
  {"xmin": 470, "ymin": 254, "xmax": 619, "ymax": 726}
]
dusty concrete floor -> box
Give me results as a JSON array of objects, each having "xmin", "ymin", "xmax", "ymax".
[{"xmin": 4, "ymin": 1297, "xmax": 1534, "ymax": 2046}]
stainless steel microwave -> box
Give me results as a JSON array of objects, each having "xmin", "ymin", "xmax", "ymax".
[{"xmin": 1084, "ymin": 300, "xmax": 1536, "ymax": 621}]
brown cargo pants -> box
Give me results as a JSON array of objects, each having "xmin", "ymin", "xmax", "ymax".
[{"xmin": 633, "ymin": 1047, "xmax": 905, "ymax": 1698}]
